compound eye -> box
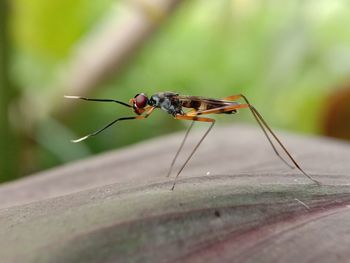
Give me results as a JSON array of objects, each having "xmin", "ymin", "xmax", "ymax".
[{"xmin": 135, "ymin": 93, "xmax": 148, "ymax": 108}]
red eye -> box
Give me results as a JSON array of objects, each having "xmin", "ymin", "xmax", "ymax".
[{"xmin": 135, "ymin": 94, "xmax": 148, "ymax": 108}]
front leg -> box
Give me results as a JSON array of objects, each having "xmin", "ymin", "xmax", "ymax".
[{"xmin": 71, "ymin": 107, "xmax": 155, "ymax": 143}]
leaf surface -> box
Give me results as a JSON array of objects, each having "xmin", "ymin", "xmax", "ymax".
[{"xmin": 0, "ymin": 125, "xmax": 349, "ymax": 262}]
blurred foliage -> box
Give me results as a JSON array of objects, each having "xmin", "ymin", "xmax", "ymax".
[
  {"xmin": 3, "ymin": 0, "xmax": 350, "ymax": 180},
  {"xmin": 323, "ymin": 87, "xmax": 350, "ymax": 140},
  {"xmin": 12, "ymin": 0, "xmax": 114, "ymax": 93},
  {"xmin": 1, "ymin": 0, "xmax": 20, "ymax": 181}
]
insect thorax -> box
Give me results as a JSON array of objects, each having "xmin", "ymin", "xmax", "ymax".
[{"xmin": 149, "ymin": 92, "xmax": 183, "ymax": 116}]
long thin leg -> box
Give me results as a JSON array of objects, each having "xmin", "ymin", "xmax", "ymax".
[
  {"xmin": 71, "ymin": 107, "xmax": 155, "ymax": 143},
  {"xmin": 171, "ymin": 115, "xmax": 215, "ymax": 190},
  {"xmin": 221, "ymin": 95, "xmax": 293, "ymax": 169},
  {"xmin": 223, "ymin": 94, "xmax": 320, "ymax": 185},
  {"xmin": 166, "ymin": 121, "xmax": 195, "ymax": 178},
  {"xmin": 251, "ymin": 106, "xmax": 320, "ymax": 184},
  {"xmin": 250, "ymin": 108, "xmax": 294, "ymax": 168},
  {"xmin": 64, "ymin": 95, "xmax": 132, "ymax": 108}
]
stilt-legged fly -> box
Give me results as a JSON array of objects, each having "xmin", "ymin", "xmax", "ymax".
[{"xmin": 65, "ymin": 92, "xmax": 320, "ymax": 189}]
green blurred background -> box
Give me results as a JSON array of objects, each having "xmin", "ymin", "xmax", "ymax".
[{"xmin": 1, "ymin": 0, "xmax": 350, "ymax": 182}]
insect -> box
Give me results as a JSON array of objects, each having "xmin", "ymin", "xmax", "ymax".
[{"xmin": 65, "ymin": 92, "xmax": 320, "ymax": 189}]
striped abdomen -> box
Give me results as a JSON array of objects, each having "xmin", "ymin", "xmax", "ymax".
[{"xmin": 179, "ymin": 96, "xmax": 239, "ymax": 113}]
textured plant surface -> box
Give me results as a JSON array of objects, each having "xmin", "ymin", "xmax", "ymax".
[{"xmin": 0, "ymin": 125, "xmax": 350, "ymax": 262}]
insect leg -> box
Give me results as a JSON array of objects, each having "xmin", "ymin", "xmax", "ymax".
[
  {"xmin": 166, "ymin": 109, "xmax": 200, "ymax": 177},
  {"xmin": 221, "ymin": 95, "xmax": 294, "ymax": 169},
  {"xmin": 224, "ymin": 94, "xmax": 320, "ymax": 184},
  {"xmin": 171, "ymin": 115, "xmax": 215, "ymax": 190},
  {"xmin": 64, "ymin": 95, "xmax": 132, "ymax": 108},
  {"xmin": 71, "ymin": 107, "xmax": 155, "ymax": 143},
  {"xmin": 250, "ymin": 106, "xmax": 294, "ymax": 168},
  {"xmin": 166, "ymin": 121, "xmax": 195, "ymax": 178}
]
